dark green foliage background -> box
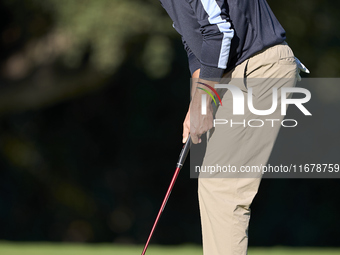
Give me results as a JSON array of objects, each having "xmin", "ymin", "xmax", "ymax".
[{"xmin": 0, "ymin": 0, "xmax": 339, "ymax": 246}]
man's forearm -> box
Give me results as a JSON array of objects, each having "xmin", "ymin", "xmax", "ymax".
[
  {"xmin": 191, "ymin": 69, "xmax": 217, "ymax": 105},
  {"xmin": 191, "ymin": 69, "xmax": 200, "ymax": 98}
]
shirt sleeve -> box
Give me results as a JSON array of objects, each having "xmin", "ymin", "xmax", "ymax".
[
  {"xmin": 181, "ymin": 37, "xmax": 201, "ymax": 76},
  {"xmin": 189, "ymin": 0, "xmax": 234, "ymax": 80}
]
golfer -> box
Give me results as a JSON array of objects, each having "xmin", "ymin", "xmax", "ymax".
[{"xmin": 159, "ymin": 0, "xmax": 307, "ymax": 254}]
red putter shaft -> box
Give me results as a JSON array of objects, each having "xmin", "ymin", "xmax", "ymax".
[
  {"xmin": 141, "ymin": 135, "xmax": 191, "ymax": 255},
  {"xmin": 141, "ymin": 166, "xmax": 181, "ymax": 255}
]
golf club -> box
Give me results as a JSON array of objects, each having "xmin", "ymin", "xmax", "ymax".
[{"xmin": 141, "ymin": 135, "xmax": 191, "ymax": 255}]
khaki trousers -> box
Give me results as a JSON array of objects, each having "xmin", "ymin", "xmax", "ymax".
[{"xmin": 198, "ymin": 42, "xmax": 299, "ymax": 255}]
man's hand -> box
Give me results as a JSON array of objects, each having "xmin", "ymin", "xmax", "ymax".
[
  {"xmin": 183, "ymin": 107, "xmax": 190, "ymax": 143},
  {"xmin": 182, "ymin": 69, "xmax": 216, "ymax": 144},
  {"xmin": 189, "ymin": 89, "xmax": 214, "ymax": 144}
]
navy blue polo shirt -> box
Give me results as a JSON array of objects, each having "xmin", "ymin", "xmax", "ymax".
[{"xmin": 159, "ymin": 0, "xmax": 286, "ymax": 79}]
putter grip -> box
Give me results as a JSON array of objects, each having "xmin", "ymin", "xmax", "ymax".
[{"xmin": 176, "ymin": 134, "xmax": 191, "ymax": 169}]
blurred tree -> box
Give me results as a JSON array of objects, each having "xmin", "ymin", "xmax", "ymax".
[
  {"xmin": 0, "ymin": 0, "xmax": 177, "ymax": 115},
  {"xmin": 39, "ymin": 0, "xmax": 175, "ymax": 74}
]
